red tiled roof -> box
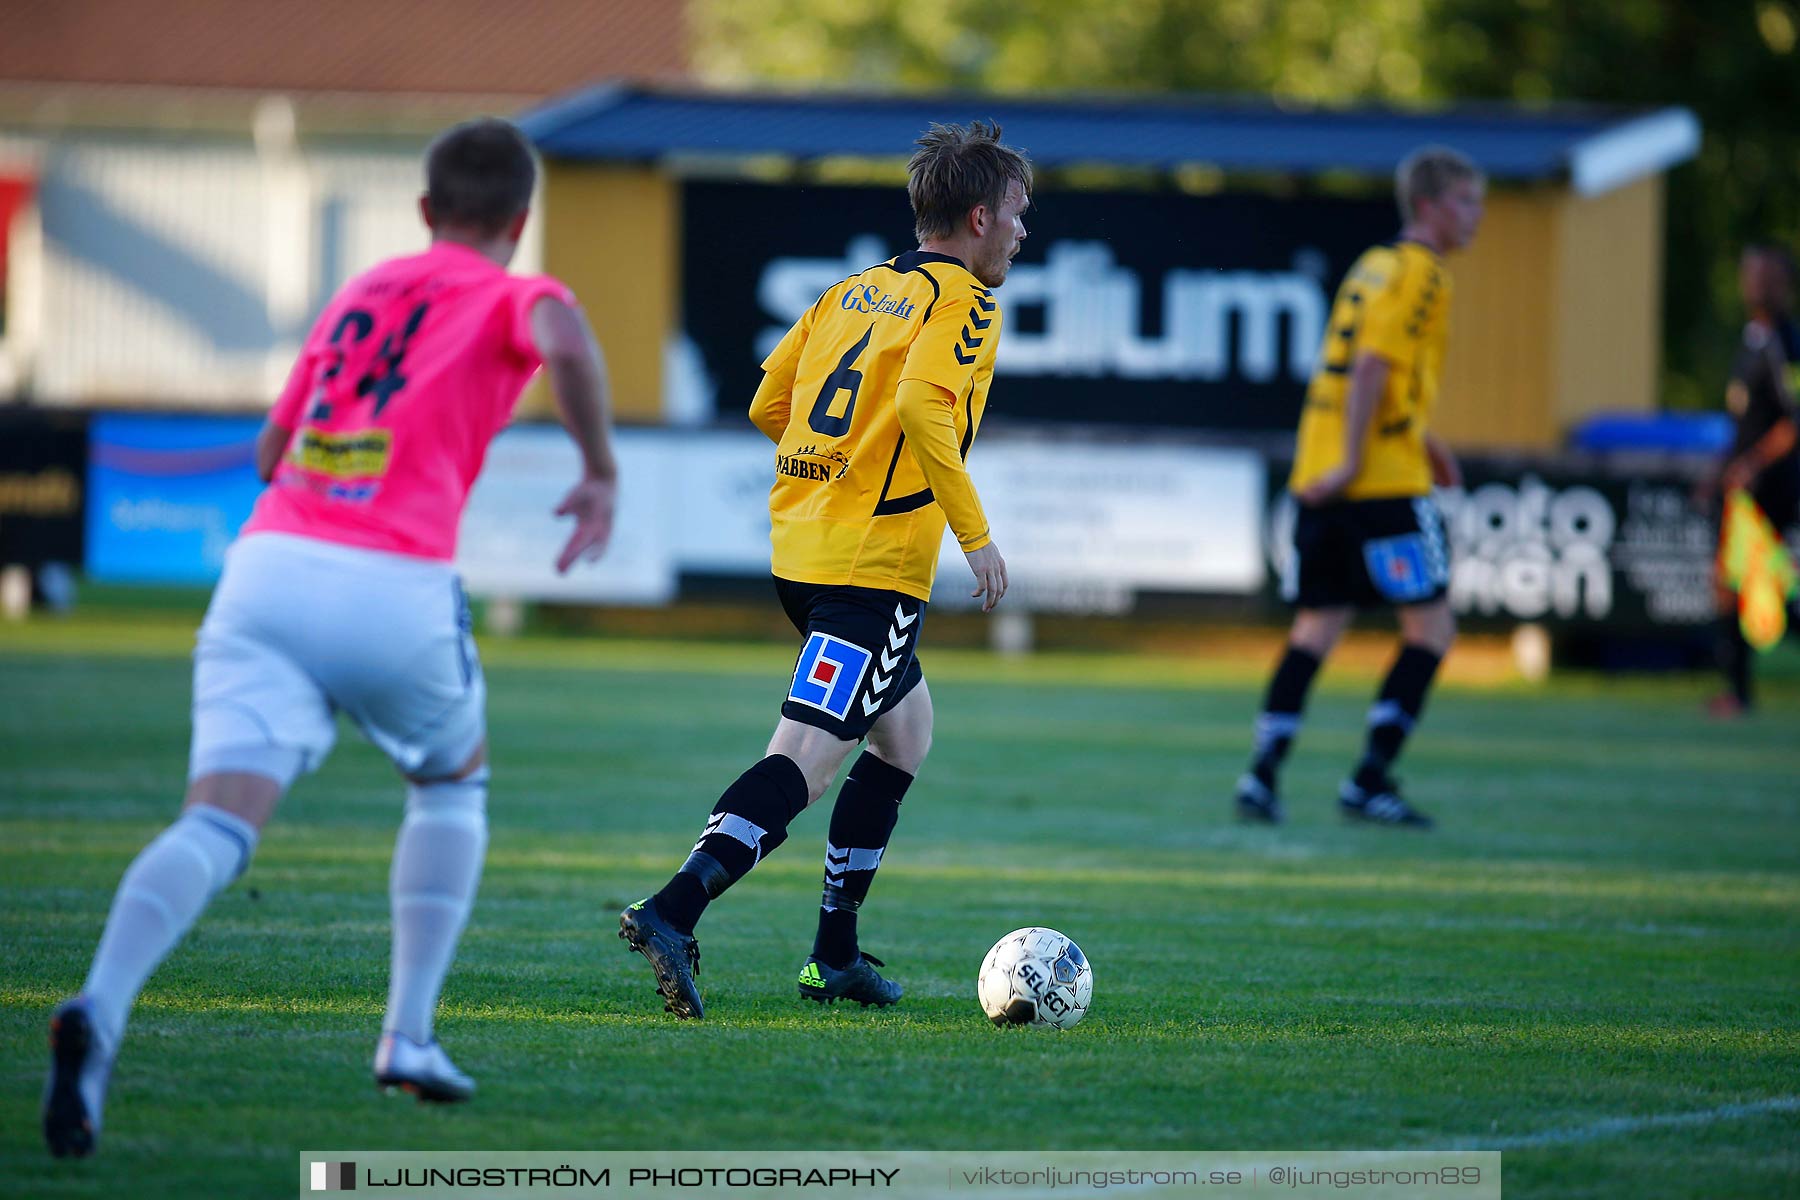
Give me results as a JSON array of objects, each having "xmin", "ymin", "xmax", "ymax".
[{"xmin": 1, "ymin": 0, "xmax": 686, "ymax": 95}]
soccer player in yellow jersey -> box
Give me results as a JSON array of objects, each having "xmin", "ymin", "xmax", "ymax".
[
  {"xmin": 1235, "ymin": 146, "xmax": 1484, "ymax": 830},
  {"xmin": 620, "ymin": 122, "xmax": 1030, "ymax": 1016}
]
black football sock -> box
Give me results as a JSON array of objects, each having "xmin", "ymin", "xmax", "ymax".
[
  {"xmin": 1717, "ymin": 615, "xmax": 1753, "ymax": 706},
  {"xmin": 811, "ymin": 751, "xmax": 912, "ymax": 969},
  {"xmin": 1249, "ymin": 646, "xmax": 1323, "ymax": 785},
  {"xmin": 653, "ymin": 754, "xmax": 809, "ymax": 935},
  {"xmin": 1355, "ymin": 644, "xmax": 1443, "ymax": 789}
]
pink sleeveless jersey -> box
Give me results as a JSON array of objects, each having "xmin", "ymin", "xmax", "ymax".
[{"xmin": 243, "ymin": 240, "xmax": 575, "ymax": 560}]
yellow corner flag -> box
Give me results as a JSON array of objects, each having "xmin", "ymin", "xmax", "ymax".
[{"xmin": 1719, "ymin": 489, "xmax": 1798, "ymax": 651}]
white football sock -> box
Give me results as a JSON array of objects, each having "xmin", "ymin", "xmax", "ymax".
[
  {"xmin": 383, "ymin": 773, "xmax": 487, "ymax": 1044},
  {"xmin": 81, "ymin": 805, "xmax": 258, "ymax": 1046}
]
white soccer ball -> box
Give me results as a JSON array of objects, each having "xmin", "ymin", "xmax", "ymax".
[{"xmin": 977, "ymin": 926, "xmax": 1093, "ymax": 1030}]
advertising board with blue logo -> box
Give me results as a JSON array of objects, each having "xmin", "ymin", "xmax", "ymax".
[
  {"xmin": 86, "ymin": 414, "xmax": 263, "ymax": 584},
  {"xmin": 83, "ymin": 414, "xmax": 681, "ymax": 601}
]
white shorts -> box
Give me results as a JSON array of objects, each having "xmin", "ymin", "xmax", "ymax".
[{"xmin": 190, "ymin": 532, "xmax": 485, "ymax": 783}]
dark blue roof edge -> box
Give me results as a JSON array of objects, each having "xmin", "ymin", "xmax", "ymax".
[
  {"xmin": 518, "ymin": 83, "xmax": 1699, "ymax": 194},
  {"xmin": 521, "ymin": 81, "xmax": 1676, "ymax": 133},
  {"xmin": 517, "ymin": 82, "xmax": 632, "ymax": 142}
]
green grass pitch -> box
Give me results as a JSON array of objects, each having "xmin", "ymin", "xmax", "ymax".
[{"xmin": 1, "ymin": 613, "xmax": 1797, "ymax": 1198}]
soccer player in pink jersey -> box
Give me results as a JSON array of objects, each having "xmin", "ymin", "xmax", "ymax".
[{"xmin": 43, "ymin": 118, "xmax": 619, "ymax": 1157}]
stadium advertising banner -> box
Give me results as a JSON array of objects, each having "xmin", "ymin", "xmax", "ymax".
[
  {"xmin": 632, "ymin": 430, "xmax": 1270, "ymax": 609},
  {"xmin": 82, "ymin": 412, "xmax": 1727, "ymax": 626},
  {"xmin": 0, "ymin": 407, "xmax": 86, "ymax": 569},
  {"xmin": 661, "ymin": 430, "xmax": 782, "ymax": 575},
  {"xmin": 457, "ymin": 428, "xmax": 677, "ymax": 604},
  {"xmin": 931, "ymin": 440, "xmax": 1267, "ymax": 613},
  {"xmin": 677, "ymin": 181, "xmax": 1396, "ymax": 432},
  {"xmin": 1444, "ymin": 462, "xmax": 1720, "ymax": 629},
  {"xmin": 1263, "ymin": 458, "xmax": 1722, "ymax": 630},
  {"xmin": 86, "ymin": 414, "xmax": 263, "ymax": 584},
  {"xmin": 73, "ymin": 413, "xmax": 1274, "ymax": 608},
  {"xmin": 647, "ymin": 431, "xmax": 1267, "ymax": 609}
]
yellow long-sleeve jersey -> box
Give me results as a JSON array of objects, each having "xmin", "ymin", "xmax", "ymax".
[
  {"xmin": 1291, "ymin": 241, "xmax": 1452, "ymax": 500},
  {"xmin": 749, "ymin": 249, "xmax": 1001, "ymax": 601}
]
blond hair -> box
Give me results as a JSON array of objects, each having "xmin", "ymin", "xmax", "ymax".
[
  {"xmin": 908, "ymin": 120, "xmax": 1033, "ymax": 244},
  {"xmin": 1396, "ymin": 145, "xmax": 1482, "ymax": 223}
]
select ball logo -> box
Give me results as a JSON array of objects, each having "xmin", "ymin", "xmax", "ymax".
[{"xmin": 978, "ymin": 927, "xmax": 1093, "ymax": 1030}]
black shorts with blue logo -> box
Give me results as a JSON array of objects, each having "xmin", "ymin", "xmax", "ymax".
[
  {"xmin": 774, "ymin": 577, "xmax": 926, "ymax": 740},
  {"xmin": 1284, "ymin": 495, "xmax": 1450, "ymax": 609}
]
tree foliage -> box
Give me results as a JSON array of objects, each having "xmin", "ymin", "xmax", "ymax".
[
  {"xmin": 693, "ymin": 0, "xmax": 1800, "ymax": 410},
  {"xmin": 1425, "ymin": 0, "xmax": 1800, "ymax": 407}
]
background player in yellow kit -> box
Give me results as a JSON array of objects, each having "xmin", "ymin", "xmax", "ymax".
[
  {"xmin": 1234, "ymin": 146, "xmax": 1484, "ymax": 830},
  {"xmin": 619, "ymin": 121, "xmax": 1030, "ymax": 1016}
]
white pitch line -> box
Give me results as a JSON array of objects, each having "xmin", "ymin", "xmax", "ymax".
[{"xmin": 1456, "ymin": 1095, "xmax": 1800, "ymax": 1150}]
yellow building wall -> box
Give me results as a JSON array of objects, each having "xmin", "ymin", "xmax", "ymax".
[
  {"xmin": 1435, "ymin": 188, "xmax": 1560, "ymax": 449},
  {"xmin": 520, "ymin": 164, "xmax": 677, "ymax": 422},
  {"xmin": 1548, "ymin": 175, "xmax": 1663, "ymax": 432},
  {"xmin": 1436, "ymin": 177, "xmax": 1663, "ymax": 451}
]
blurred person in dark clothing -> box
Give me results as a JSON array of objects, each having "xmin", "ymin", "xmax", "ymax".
[{"xmin": 1707, "ymin": 243, "xmax": 1800, "ymax": 716}]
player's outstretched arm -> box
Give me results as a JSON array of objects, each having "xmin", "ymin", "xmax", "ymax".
[
  {"xmin": 1297, "ymin": 352, "xmax": 1389, "ymax": 505},
  {"xmin": 894, "ymin": 377, "xmax": 1007, "ymax": 611},
  {"xmin": 532, "ymin": 295, "xmax": 620, "ymax": 574},
  {"xmin": 1724, "ymin": 415, "xmax": 1797, "ymax": 493},
  {"xmin": 254, "ymin": 420, "xmax": 294, "ymax": 483},
  {"xmin": 748, "ymin": 360, "xmax": 797, "ymax": 443},
  {"xmin": 750, "ymin": 301, "xmax": 818, "ymax": 442},
  {"xmin": 963, "ymin": 541, "xmax": 1008, "ymax": 613},
  {"xmin": 256, "ymin": 342, "xmax": 321, "ymax": 482},
  {"xmin": 1424, "ymin": 432, "xmax": 1463, "ymax": 489}
]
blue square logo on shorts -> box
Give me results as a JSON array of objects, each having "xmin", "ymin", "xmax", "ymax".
[
  {"xmin": 788, "ymin": 633, "xmax": 873, "ymax": 720},
  {"xmin": 1364, "ymin": 534, "xmax": 1437, "ymax": 603}
]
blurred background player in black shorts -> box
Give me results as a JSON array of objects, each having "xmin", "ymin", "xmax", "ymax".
[
  {"xmin": 1233, "ymin": 146, "xmax": 1485, "ymax": 830},
  {"xmin": 1706, "ymin": 243, "xmax": 1800, "ymax": 717}
]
